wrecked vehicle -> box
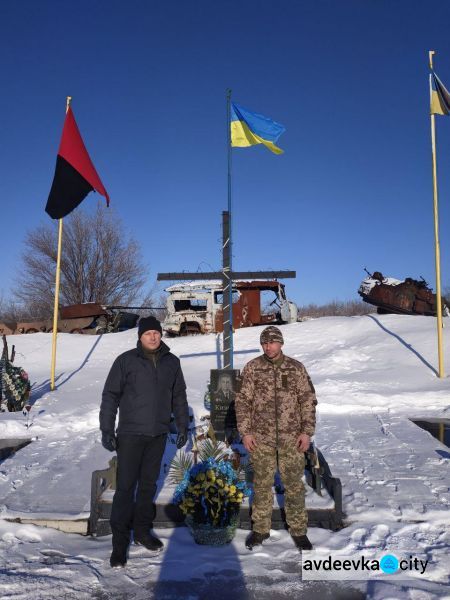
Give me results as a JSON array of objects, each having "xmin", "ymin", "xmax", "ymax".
[
  {"xmin": 358, "ymin": 269, "xmax": 450, "ymax": 316},
  {"xmin": 0, "ymin": 303, "xmax": 140, "ymax": 336},
  {"xmin": 162, "ymin": 280, "xmax": 298, "ymax": 336}
]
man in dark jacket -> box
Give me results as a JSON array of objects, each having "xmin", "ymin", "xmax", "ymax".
[{"xmin": 100, "ymin": 316, "xmax": 189, "ymax": 568}]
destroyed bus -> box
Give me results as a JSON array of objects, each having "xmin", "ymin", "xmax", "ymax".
[{"xmin": 162, "ymin": 280, "xmax": 298, "ymax": 336}]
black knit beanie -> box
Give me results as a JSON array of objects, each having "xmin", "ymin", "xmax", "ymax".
[{"xmin": 138, "ymin": 316, "xmax": 162, "ymax": 338}]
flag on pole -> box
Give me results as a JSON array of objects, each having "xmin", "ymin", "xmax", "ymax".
[
  {"xmin": 45, "ymin": 107, "xmax": 109, "ymax": 219},
  {"xmin": 230, "ymin": 102, "xmax": 285, "ymax": 154},
  {"xmin": 430, "ymin": 72, "xmax": 450, "ymax": 116}
]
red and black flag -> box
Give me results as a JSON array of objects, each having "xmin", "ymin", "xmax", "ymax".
[{"xmin": 45, "ymin": 107, "xmax": 109, "ymax": 219}]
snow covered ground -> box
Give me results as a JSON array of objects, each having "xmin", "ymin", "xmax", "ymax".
[{"xmin": 0, "ymin": 315, "xmax": 449, "ymax": 599}]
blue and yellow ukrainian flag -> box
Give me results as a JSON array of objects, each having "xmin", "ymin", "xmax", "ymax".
[
  {"xmin": 231, "ymin": 102, "xmax": 286, "ymax": 154},
  {"xmin": 430, "ymin": 72, "xmax": 450, "ymax": 115}
]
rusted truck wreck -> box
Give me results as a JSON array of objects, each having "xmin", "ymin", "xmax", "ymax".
[
  {"xmin": 162, "ymin": 280, "xmax": 298, "ymax": 336},
  {"xmin": 358, "ymin": 270, "xmax": 450, "ymax": 316}
]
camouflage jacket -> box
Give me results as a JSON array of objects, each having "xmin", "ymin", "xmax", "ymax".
[{"xmin": 235, "ymin": 353, "xmax": 317, "ymax": 447}]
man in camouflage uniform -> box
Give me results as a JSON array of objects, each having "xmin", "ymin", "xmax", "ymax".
[{"xmin": 235, "ymin": 325, "xmax": 317, "ymax": 550}]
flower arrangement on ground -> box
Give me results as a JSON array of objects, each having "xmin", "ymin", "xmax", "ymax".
[
  {"xmin": 171, "ymin": 447, "xmax": 250, "ymax": 544},
  {"xmin": 0, "ymin": 360, "xmax": 30, "ymax": 412},
  {"xmin": 173, "ymin": 457, "xmax": 250, "ymax": 527}
]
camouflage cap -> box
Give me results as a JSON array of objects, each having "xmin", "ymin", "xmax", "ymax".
[{"xmin": 260, "ymin": 325, "xmax": 284, "ymax": 345}]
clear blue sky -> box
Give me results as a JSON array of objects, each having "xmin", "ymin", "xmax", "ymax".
[{"xmin": 1, "ymin": 0, "xmax": 450, "ymax": 306}]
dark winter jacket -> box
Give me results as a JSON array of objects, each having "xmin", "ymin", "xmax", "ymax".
[{"xmin": 99, "ymin": 340, "xmax": 189, "ymax": 436}]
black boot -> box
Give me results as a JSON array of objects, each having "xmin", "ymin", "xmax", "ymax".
[
  {"xmin": 134, "ymin": 531, "xmax": 164, "ymax": 552},
  {"xmin": 245, "ymin": 531, "xmax": 269, "ymax": 550},
  {"xmin": 292, "ymin": 534, "xmax": 313, "ymax": 550},
  {"xmin": 110, "ymin": 548, "xmax": 127, "ymax": 568}
]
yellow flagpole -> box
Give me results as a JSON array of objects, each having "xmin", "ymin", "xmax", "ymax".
[
  {"xmin": 50, "ymin": 95, "xmax": 72, "ymax": 391},
  {"xmin": 429, "ymin": 51, "xmax": 445, "ymax": 378}
]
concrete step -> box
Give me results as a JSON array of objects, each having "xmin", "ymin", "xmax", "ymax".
[{"xmin": 6, "ymin": 516, "xmax": 88, "ymax": 535}]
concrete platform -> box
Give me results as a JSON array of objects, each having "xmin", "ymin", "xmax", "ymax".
[{"xmin": 89, "ymin": 452, "xmax": 343, "ymax": 536}]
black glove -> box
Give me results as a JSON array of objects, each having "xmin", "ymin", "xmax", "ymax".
[
  {"xmin": 101, "ymin": 431, "xmax": 117, "ymax": 452},
  {"xmin": 176, "ymin": 429, "xmax": 188, "ymax": 449}
]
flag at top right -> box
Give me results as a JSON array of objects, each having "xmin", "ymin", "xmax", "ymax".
[{"xmin": 430, "ymin": 72, "xmax": 450, "ymax": 115}]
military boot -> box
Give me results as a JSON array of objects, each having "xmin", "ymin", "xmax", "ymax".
[
  {"xmin": 245, "ymin": 531, "xmax": 270, "ymax": 550},
  {"xmin": 292, "ymin": 534, "xmax": 313, "ymax": 551},
  {"xmin": 134, "ymin": 532, "xmax": 164, "ymax": 552},
  {"xmin": 110, "ymin": 547, "xmax": 127, "ymax": 568}
]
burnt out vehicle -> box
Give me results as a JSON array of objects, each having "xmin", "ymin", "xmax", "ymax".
[
  {"xmin": 162, "ymin": 280, "xmax": 298, "ymax": 336},
  {"xmin": 358, "ymin": 269, "xmax": 450, "ymax": 317},
  {"xmin": 0, "ymin": 303, "xmax": 140, "ymax": 336}
]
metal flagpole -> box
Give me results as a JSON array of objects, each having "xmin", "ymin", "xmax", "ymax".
[
  {"xmin": 50, "ymin": 95, "xmax": 72, "ymax": 391},
  {"xmin": 223, "ymin": 88, "xmax": 234, "ymax": 370},
  {"xmin": 428, "ymin": 51, "xmax": 445, "ymax": 378}
]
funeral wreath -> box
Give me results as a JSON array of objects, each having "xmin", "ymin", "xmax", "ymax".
[{"xmin": 171, "ymin": 443, "xmax": 250, "ymax": 545}]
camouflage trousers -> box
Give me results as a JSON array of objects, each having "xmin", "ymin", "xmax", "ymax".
[{"xmin": 250, "ymin": 443, "xmax": 307, "ymax": 536}]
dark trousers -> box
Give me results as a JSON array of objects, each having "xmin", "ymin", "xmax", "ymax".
[{"xmin": 110, "ymin": 433, "xmax": 167, "ymax": 550}]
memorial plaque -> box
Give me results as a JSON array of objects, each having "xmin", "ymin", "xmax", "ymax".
[{"xmin": 210, "ymin": 369, "xmax": 240, "ymax": 442}]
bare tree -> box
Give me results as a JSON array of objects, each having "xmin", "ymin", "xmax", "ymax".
[
  {"xmin": 0, "ymin": 297, "xmax": 23, "ymax": 322},
  {"xmin": 138, "ymin": 285, "xmax": 168, "ymax": 321},
  {"xmin": 13, "ymin": 205, "xmax": 148, "ymax": 318}
]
